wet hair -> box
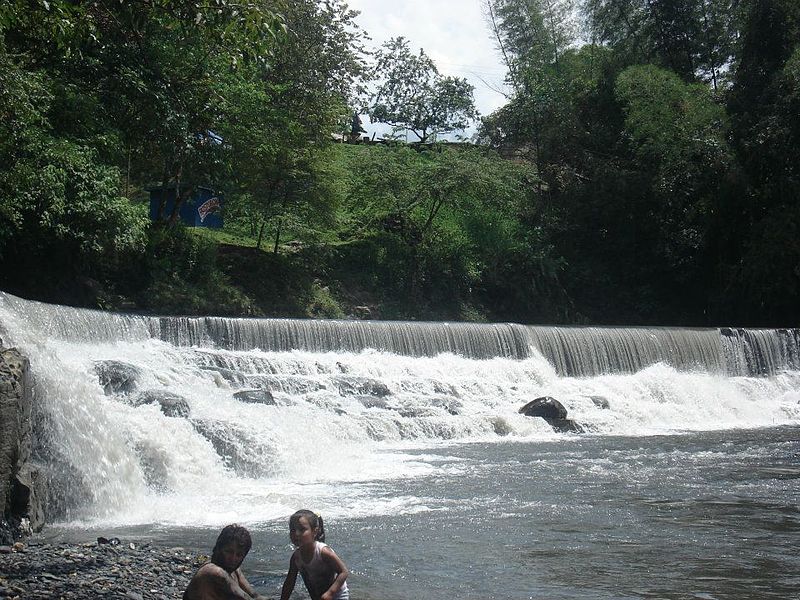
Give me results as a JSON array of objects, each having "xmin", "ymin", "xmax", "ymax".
[
  {"xmin": 289, "ymin": 509, "xmax": 326, "ymax": 542},
  {"xmin": 211, "ymin": 524, "xmax": 252, "ymax": 564}
]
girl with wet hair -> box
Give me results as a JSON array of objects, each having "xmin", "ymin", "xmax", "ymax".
[{"xmin": 280, "ymin": 510, "xmax": 349, "ymax": 600}]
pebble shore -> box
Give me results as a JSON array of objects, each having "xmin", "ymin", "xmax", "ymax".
[{"xmin": 0, "ymin": 539, "xmax": 205, "ymax": 599}]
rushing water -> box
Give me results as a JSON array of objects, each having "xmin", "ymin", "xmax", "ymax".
[{"xmin": 1, "ymin": 292, "xmax": 799, "ymax": 599}]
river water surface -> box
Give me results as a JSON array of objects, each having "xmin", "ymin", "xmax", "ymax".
[{"xmin": 43, "ymin": 427, "xmax": 800, "ymax": 600}]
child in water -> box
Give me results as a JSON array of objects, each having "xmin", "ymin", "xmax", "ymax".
[{"xmin": 280, "ymin": 510, "xmax": 349, "ymax": 600}]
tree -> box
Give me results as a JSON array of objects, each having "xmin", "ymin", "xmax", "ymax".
[
  {"xmin": 484, "ymin": 0, "xmax": 577, "ymax": 86},
  {"xmin": 0, "ymin": 44, "xmax": 147, "ymax": 301},
  {"xmin": 724, "ymin": 0, "xmax": 800, "ymax": 323},
  {"xmin": 2, "ymin": 0, "xmax": 286, "ymax": 225},
  {"xmin": 340, "ymin": 144, "xmax": 549, "ymax": 306},
  {"xmin": 366, "ymin": 37, "xmax": 478, "ymax": 142},
  {"xmin": 615, "ymin": 64, "xmax": 734, "ymax": 299},
  {"xmin": 583, "ymin": 0, "xmax": 741, "ymax": 88},
  {"xmin": 217, "ymin": 0, "xmax": 366, "ymax": 250}
]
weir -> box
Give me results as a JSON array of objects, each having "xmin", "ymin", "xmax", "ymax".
[
  {"xmin": 152, "ymin": 316, "xmax": 800, "ymax": 376},
  {"xmin": 1, "ymin": 292, "xmax": 798, "ymax": 376}
]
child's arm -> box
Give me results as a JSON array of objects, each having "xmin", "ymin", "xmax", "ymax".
[
  {"xmin": 279, "ymin": 556, "xmax": 299, "ymax": 600},
  {"xmin": 235, "ymin": 568, "xmax": 266, "ymax": 599},
  {"xmin": 320, "ymin": 546, "xmax": 349, "ymax": 600},
  {"xmin": 184, "ymin": 564, "xmax": 254, "ymax": 600}
]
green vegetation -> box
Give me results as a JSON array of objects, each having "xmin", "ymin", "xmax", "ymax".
[{"xmin": 0, "ymin": 0, "xmax": 798, "ymax": 326}]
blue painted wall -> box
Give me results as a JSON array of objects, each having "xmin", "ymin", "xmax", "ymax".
[{"xmin": 148, "ymin": 186, "xmax": 224, "ymax": 228}]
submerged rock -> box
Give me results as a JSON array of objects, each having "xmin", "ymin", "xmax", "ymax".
[
  {"xmin": 331, "ymin": 376, "xmax": 391, "ymax": 398},
  {"xmin": 94, "ymin": 361, "xmax": 142, "ymax": 395},
  {"xmin": 131, "ymin": 390, "xmax": 190, "ymax": 418},
  {"xmin": 548, "ymin": 418, "xmax": 584, "ymax": 433},
  {"xmin": 191, "ymin": 420, "xmax": 276, "ymax": 478},
  {"xmin": 200, "ymin": 366, "xmax": 246, "ymax": 385},
  {"xmin": 429, "ymin": 397, "xmax": 463, "ymax": 415},
  {"xmin": 590, "ymin": 396, "xmax": 610, "ymax": 410},
  {"xmin": 233, "ymin": 389, "xmax": 276, "ymax": 405},
  {"xmin": 357, "ymin": 396, "xmax": 390, "ymax": 409}
]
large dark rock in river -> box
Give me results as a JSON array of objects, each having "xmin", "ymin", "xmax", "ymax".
[
  {"xmin": 519, "ymin": 396, "xmax": 568, "ymax": 420},
  {"xmin": 0, "ymin": 348, "xmax": 45, "ymax": 542},
  {"xmin": 94, "ymin": 360, "xmax": 142, "ymax": 395},
  {"xmin": 519, "ymin": 396, "xmax": 584, "ymax": 434}
]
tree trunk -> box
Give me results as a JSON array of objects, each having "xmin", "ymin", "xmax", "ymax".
[
  {"xmin": 273, "ymin": 218, "xmax": 283, "ymax": 255},
  {"xmin": 156, "ymin": 163, "xmax": 171, "ymax": 222},
  {"xmin": 256, "ymin": 219, "xmax": 266, "ymax": 250}
]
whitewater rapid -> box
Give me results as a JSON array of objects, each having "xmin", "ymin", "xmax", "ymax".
[{"xmin": 0, "ymin": 292, "xmax": 798, "ymax": 528}]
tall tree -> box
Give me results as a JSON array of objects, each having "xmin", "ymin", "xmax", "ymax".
[
  {"xmin": 583, "ymin": 0, "xmax": 741, "ymax": 87},
  {"xmin": 366, "ymin": 37, "xmax": 478, "ymax": 142}
]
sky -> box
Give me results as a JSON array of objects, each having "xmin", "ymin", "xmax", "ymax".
[{"xmin": 345, "ymin": 0, "xmax": 510, "ymax": 138}]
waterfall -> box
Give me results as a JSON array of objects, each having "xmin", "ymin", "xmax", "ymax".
[
  {"xmin": 153, "ymin": 315, "xmax": 799, "ymax": 377},
  {"xmin": 1, "ymin": 291, "xmax": 798, "ymax": 527},
  {"xmin": 2, "ymin": 292, "xmax": 797, "ymax": 376}
]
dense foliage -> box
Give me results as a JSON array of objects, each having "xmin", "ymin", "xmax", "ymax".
[
  {"xmin": 0, "ymin": 0, "xmax": 797, "ymax": 325},
  {"xmin": 481, "ymin": 0, "xmax": 800, "ymax": 326}
]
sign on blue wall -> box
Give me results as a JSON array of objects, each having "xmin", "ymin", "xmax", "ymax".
[{"xmin": 148, "ymin": 186, "xmax": 224, "ymax": 228}]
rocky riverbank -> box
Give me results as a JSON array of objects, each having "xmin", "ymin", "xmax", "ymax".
[{"xmin": 0, "ymin": 538, "xmax": 206, "ymax": 599}]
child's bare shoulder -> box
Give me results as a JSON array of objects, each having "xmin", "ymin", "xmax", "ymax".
[{"xmin": 196, "ymin": 562, "xmax": 228, "ymax": 577}]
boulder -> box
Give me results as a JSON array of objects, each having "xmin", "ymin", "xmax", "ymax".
[
  {"xmin": 518, "ymin": 396, "xmax": 568, "ymax": 420},
  {"xmin": 590, "ymin": 396, "xmax": 610, "ymax": 410},
  {"xmin": 233, "ymin": 389, "xmax": 276, "ymax": 406},
  {"xmin": 131, "ymin": 390, "xmax": 190, "ymax": 418},
  {"xmin": 94, "ymin": 361, "xmax": 142, "ymax": 395},
  {"xmin": 518, "ymin": 396, "xmax": 584, "ymax": 434}
]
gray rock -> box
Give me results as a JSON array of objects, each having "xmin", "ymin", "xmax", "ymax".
[
  {"xmin": 232, "ymin": 389, "xmax": 275, "ymax": 405},
  {"xmin": 331, "ymin": 376, "xmax": 391, "ymax": 397},
  {"xmin": 94, "ymin": 361, "xmax": 142, "ymax": 395},
  {"xmin": 131, "ymin": 391, "xmax": 190, "ymax": 418},
  {"xmin": 0, "ymin": 348, "xmax": 44, "ymax": 541},
  {"xmin": 590, "ymin": 396, "xmax": 610, "ymax": 409}
]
